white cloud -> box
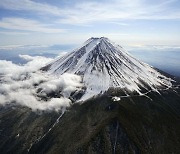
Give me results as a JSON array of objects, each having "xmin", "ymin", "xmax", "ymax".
[
  {"xmin": 0, "ymin": 54, "xmax": 52, "ymax": 75},
  {"xmin": 0, "ymin": 55, "xmax": 83, "ymax": 112},
  {"xmin": 1, "ymin": 90, "xmax": 71, "ymax": 112},
  {"xmin": 0, "ymin": 18, "xmax": 66, "ymax": 33},
  {"xmin": 0, "ymin": 0, "xmax": 63, "ymax": 16},
  {"xmin": 39, "ymin": 73, "xmax": 82, "ymax": 97}
]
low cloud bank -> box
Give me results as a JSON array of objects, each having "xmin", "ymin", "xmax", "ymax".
[{"xmin": 0, "ymin": 55, "xmax": 82, "ymax": 112}]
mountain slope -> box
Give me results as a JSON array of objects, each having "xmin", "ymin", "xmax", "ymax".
[
  {"xmin": 0, "ymin": 86, "xmax": 178, "ymax": 154},
  {"xmin": 42, "ymin": 37, "xmax": 172, "ymax": 100}
]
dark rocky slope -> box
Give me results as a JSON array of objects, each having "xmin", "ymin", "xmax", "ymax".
[{"xmin": 0, "ymin": 85, "xmax": 179, "ymax": 154}]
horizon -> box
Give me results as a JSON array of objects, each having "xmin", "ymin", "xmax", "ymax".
[{"xmin": 0, "ymin": 36, "xmax": 180, "ymax": 77}]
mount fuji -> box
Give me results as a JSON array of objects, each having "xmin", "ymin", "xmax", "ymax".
[
  {"xmin": 0, "ymin": 37, "xmax": 179, "ymax": 154},
  {"xmin": 42, "ymin": 37, "xmax": 172, "ymax": 100}
]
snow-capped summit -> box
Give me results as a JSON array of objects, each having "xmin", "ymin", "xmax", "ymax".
[{"xmin": 42, "ymin": 37, "xmax": 172, "ymax": 100}]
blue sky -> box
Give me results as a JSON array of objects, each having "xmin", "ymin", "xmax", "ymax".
[{"xmin": 0, "ymin": 0, "xmax": 180, "ymax": 46}]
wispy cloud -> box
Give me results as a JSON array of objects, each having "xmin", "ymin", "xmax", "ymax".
[
  {"xmin": 0, "ymin": 0, "xmax": 179, "ymax": 45},
  {"xmin": 0, "ymin": 18, "xmax": 66, "ymax": 33},
  {"xmin": 0, "ymin": 31, "xmax": 29, "ymax": 35},
  {"xmin": 0, "ymin": 0, "xmax": 63, "ymax": 16},
  {"xmin": 60, "ymin": 0, "xmax": 180, "ymax": 24},
  {"xmin": 0, "ymin": 0, "xmax": 180, "ymax": 26},
  {"xmin": 109, "ymin": 22, "xmax": 129, "ymax": 26}
]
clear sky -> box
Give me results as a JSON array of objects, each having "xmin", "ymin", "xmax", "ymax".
[{"xmin": 0, "ymin": 0, "xmax": 180, "ymax": 46}]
